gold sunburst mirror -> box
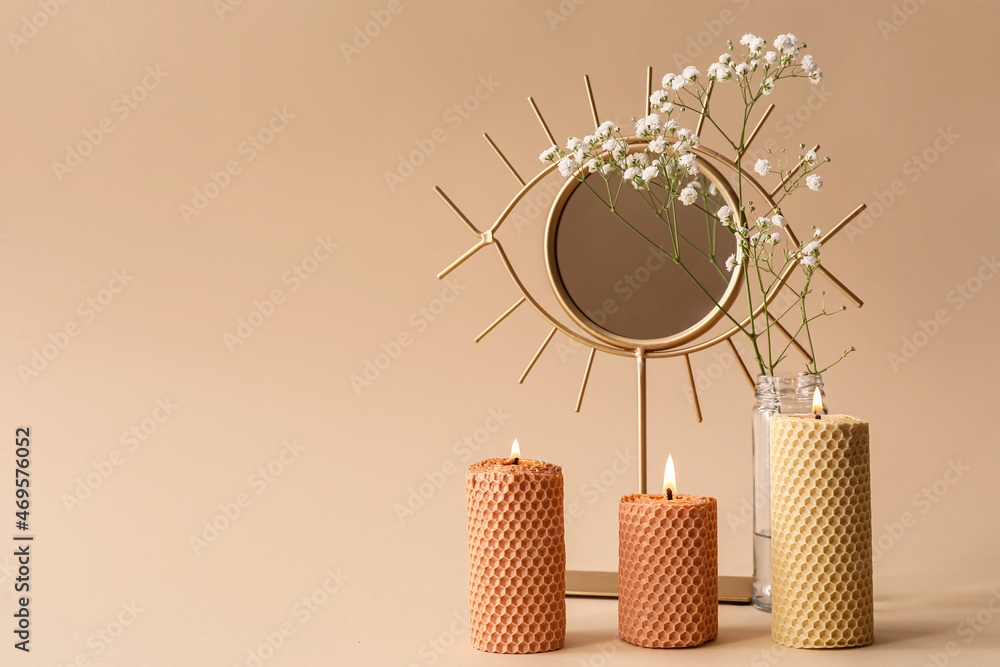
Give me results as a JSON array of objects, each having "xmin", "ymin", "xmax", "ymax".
[{"xmin": 435, "ymin": 67, "xmax": 866, "ymax": 599}]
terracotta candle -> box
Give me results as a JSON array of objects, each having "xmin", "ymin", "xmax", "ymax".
[
  {"xmin": 619, "ymin": 456, "xmax": 718, "ymax": 648},
  {"xmin": 466, "ymin": 440, "xmax": 565, "ymax": 654},
  {"xmin": 770, "ymin": 393, "xmax": 873, "ymax": 649}
]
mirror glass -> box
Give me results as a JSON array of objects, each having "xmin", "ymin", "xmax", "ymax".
[{"xmin": 554, "ymin": 173, "xmax": 736, "ymax": 340}]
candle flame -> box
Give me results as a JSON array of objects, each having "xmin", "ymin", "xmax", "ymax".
[
  {"xmin": 510, "ymin": 439, "xmax": 520, "ymax": 458},
  {"xmin": 662, "ymin": 455, "xmax": 677, "ymax": 496},
  {"xmin": 813, "ymin": 387, "xmax": 825, "ymax": 416}
]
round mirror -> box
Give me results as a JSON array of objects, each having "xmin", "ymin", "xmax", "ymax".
[{"xmin": 544, "ymin": 148, "xmax": 743, "ymax": 351}]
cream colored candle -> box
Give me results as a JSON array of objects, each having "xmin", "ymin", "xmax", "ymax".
[
  {"xmin": 618, "ymin": 456, "xmax": 718, "ymax": 648},
  {"xmin": 770, "ymin": 414, "xmax": 873, "ymax": 648},
  {"xmin": 466, "ymin": 442, "xmax": 565, "ymax": 654}
]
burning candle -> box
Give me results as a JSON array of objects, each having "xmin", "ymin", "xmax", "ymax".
[
  {"xmin": 466, "ymin": 439, "xmax": 565, "ymax": 654},
  {"xmin": 619, "ymin": 456, "xmax": 718, "ymax": 648},
  {"xmin": 770, "ymin": 390, "xmax": 874, "ymax": 648}
]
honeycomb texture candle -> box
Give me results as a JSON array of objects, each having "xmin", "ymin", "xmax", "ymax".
[
  {"xmin": 770, "ymin": 414, "xmax": 873, "ymax": 648},
  {"xmin": 466, "ymin": 458, "xmax": 565, "ymax": 654},
  {"xmin": 618, "ymin": 494, "xmax": 718, "ymax": 648}
]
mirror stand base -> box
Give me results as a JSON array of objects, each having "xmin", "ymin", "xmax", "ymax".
[{"xmin": 565, "ymin": 570, "xmax": 752, "ymax": 604}]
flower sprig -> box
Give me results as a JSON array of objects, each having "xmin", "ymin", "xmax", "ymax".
[{"xmin": 537, "ymin": 33, "xmax": 853, "ymax": 377}]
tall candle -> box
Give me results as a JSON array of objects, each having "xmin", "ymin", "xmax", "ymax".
[
  {"xmin": 618, "ymin": 456, "xmax": 718, "ymax": 648},
  {"xmin": 466, "ymin": 441, "xmax": 565, "ymax": 654},
  {"xmin": 770, "ymin": 413, "xmax": 873, "ymax": 648}
]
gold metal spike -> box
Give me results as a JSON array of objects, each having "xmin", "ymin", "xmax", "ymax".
[
  {"xmin": 685, "ymin": 355, "xmax": 703, "ymax": 423},
  {"xmin": 437, "ymin": 238, "xmax": 488, "ymax": 280},
  {"xmin": 696, "ymin": 79, "xmax": 715, "ymax": 137},
  {"xmin": 575, "ymin": 348, "xmax": 596, "ymax": 412},
  {"xmin": 527, "ymin": 96, "xmax": 557, "ymax": 147},
  {"xmin": 727, "ymin": 338, "xmax": 755, "ymax": 388},
  {"xmin": 475, "ymin": 297, "xmax": 526, "ymax": 343},
  {"xmin": 483, "ymin": 133, "xmax": 525, "ymax": 187},
  {"xmin": 819, "ymin": 203, "xmax": 868, "ymax": 245},
  {"xmin": 584, "ymin": 75, "xmax": 600, "ymax": 129},
  {"xmin": 434, "ymin": 186, "xmax": 481, "ymax": 236},
  {"xmin": 519, "ymin": 327, "xmax": 557, "ymax": 384},
  {"xmin": 767, "ymin": 311, "xmax": 813, "ymax": 363},
  {"xmin": 744, "ymin": 104, "xmax": 774, "ymax": 150}
]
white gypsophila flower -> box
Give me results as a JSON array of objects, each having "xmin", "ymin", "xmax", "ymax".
[
  {"xmin": 708, "ymin": 182, "xmax": 718, "ymax": 196},
  {"xmin": 750, "ymin": 232, "xmax": 761, "ymax": 245},
  {"xmin": 768, "ymin": 232, "xmax": 781, "ymax": 244},
  {"xmin": 672, "ymin": 140, "xmax": 692, "ymax": 154},
  {"xmin": 677, "ymin": 128, "xmax": 699, "ymax": 147},
  {"xmin": 800, "ymin": 255, "xmax": 818, "ymax": 267},
  {"xmin": 539, "ymin": 145, "xmax": 559, "ymax": 163},
  {"xmin": 665, "ymin": 119, "xmax": 679, "ymax": 133},
  {"xmin": 687, "ymin": 179, "xmax": 701, "ymax": 190},
  {"xmin": 603, "ymin": 138, "xmax": 628, "ymax": 160},
  {"xmin": 804, "ymin": 150, "xmax": 818, "ymax": 165},
  {"xmin": 806, "ymin": 174, "xmax": 823, "ymax": 191},
  {"xmin": 750, "ymin": 59, "xmax": 760, "ymax": 71},
  {"xmin": 754, "ymin": 159, "xmax": 770, "ymax": 176},
  {"xmin": 761, "ymin": 77, "xmax": 775, "ymax": 95},
  {"xmin": 566, "ymin": 137, "xmax": 582, "ymax": 152},
  {"xmin": 596, "ymin": 120, "xmax": 615, "ymax": 139},
  {"xmin": 644, "ymin": 113, "xmax": 662, "ymax": 130},
  {"xmin": 623, "ymin": 166, "xmax": 640, "ymax": 181},
  {"xmin": 649, "ymin": 90, "xmax": 670, "ymax": 110},
  {"xmin": 719, "ymin": 53, "xmax": 733, "ymax": 65},
  {"xmin": 803, "ymin": 240, "xmax": 821, "ymax": 255},
  {"xmin": 708, "ymin": 62, "xmax": 732, "ymax": 81},
  {"xmin": 626, "ymin": 152, "xmax": 650, "ymax": 168},
  {"xmin": 725, "ymin": 253, "xmax": 738, "ymax": 272},
  {"xmin": 756, "ymin": 216, "xmax": 770, "ymax": 229},
  {"xmin": 641, "ymin": 165, "xmax": 659, "ymax": 182},
  {"xmin": 813, "ymin": 228, "xmax": 822, "ymax": 239},
  {"xmin": 679, "ymin": 186, "xmax": 698, "ymax": 206},
  {"xmin": 558, "ymin": 156, "xmax": 577, "ymax": 177},
  {"xmin": 682, "ymin": 65, "xmax": 700, "ymax": 83},
  {"xmin": 648, "ymin": 137, "xmax": 667, "ymax": 154},
  {"xmin": 635, "ymin": 118, "xmax": 648, "ymax": 136},
  {"xmin": 764, "ymin": 51, "xmax": 778, "ymax": 64},
  {"xmin": 671, "ymin": 76, "xmax": 687, "ymax": 91},
  {"xmin": 809, "ymin": 68, "xmax": 823, "ymax": 84},
  {"xmin": 800, "ymin": 54, "xmax": 818, "ymax": 72},
  {"xmin": 586, "ymin": 158, "xmax": 600, "ymax": 173},
  {"xmin": 771, "ymin": 214, "xmax": 787, "ymax": 227},
  {"xmin": 774, "ymin": 33, "xmax": 798, "ymax": 55},
  {"xmin": 740, "ymin": 33, "xmax": 765, "ymax": 54},
  {"xmin": 735, "ymin": 63, "xmax": 751, "ymax": 79},
  {"xmin": 662, "ymin": 102, "xmax": 675, "ymax": 114},
  {"xmin": 601, "ymin": 163, "xmax": 615, "ymax": 176},
  {"xmin": 678, "ymin": 153, "xmax": 699, "ymax": 175},
  {"xmin": 661, "ymin": 73, "xmax": 677, "ymax": 89},
  {"xmin": 735, "ymin": 225, "xmax": 748, "ymax": 237},
  {"xmin": 717, "ymin": 205, "xmax": 733, "ymax": 223}
]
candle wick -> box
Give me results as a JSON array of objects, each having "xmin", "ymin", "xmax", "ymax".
[
  {"xmin": 512, "ymin": 457, "xmax": 519, "ymax": 465},
  {"xmin": 815, "ymin": 413, "xmax": 821, "ymax": 420},
  {"xmin": 666, "ymin": 488, "xmax": 673, "ymax": 500}
]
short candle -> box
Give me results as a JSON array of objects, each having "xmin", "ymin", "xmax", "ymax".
[{"xmin": 618, "ymin": 456, "xmax": 718, "ymax": 648}]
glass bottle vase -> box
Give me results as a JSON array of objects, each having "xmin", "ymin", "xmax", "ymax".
[{"xmin": 751, "ymin": 372, "xmax": 825, "ymax": 612}]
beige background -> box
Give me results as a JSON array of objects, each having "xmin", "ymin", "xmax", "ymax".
[{"xmin": 1, "ymin": 0, "xmax": 998, "ymax": 664}]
